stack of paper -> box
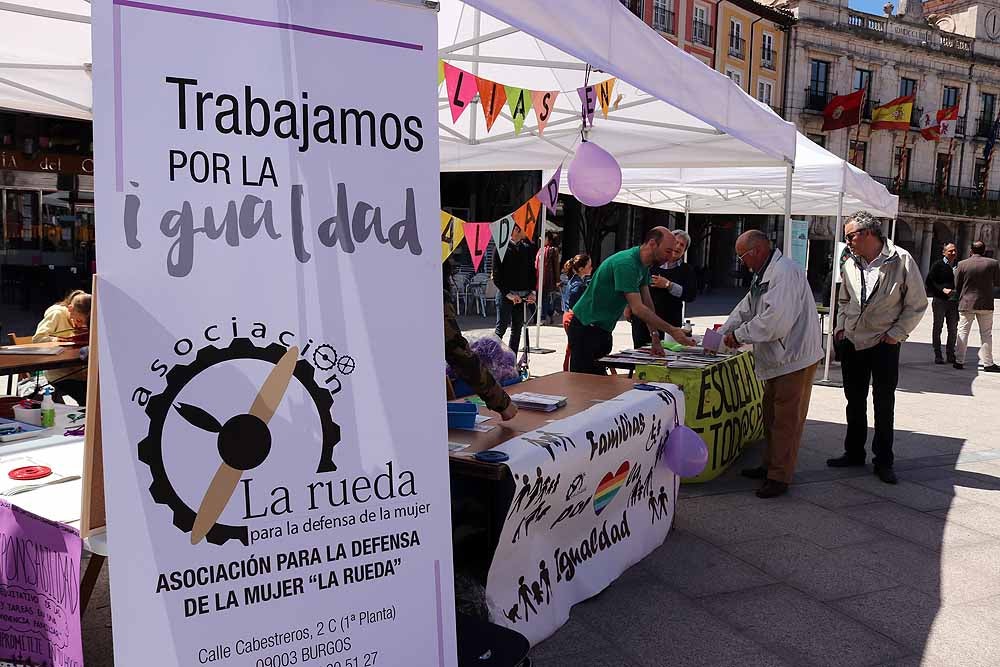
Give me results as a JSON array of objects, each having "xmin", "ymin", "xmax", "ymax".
[{"xmin": 510, "ymin": 392, "xmax": 567, "ymax": 412}]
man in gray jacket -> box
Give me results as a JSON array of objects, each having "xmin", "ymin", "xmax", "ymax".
[
  {"xmin": 830, "ymin": 211, "xmax": 927, "ymax": 484},
  {"xmin": 720, "ymin": 230, "xmax": 823, "ymax": 498},
  {"xmin": 954, "ymin": 241, "xmax": 1000, "ymax": 372}
]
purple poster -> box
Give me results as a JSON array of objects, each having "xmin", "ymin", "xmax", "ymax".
[{"xmin": 0, "ymin": 500, "xmax": 83, "ymax": 667}]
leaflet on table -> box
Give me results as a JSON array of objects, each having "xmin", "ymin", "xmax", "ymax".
[
  {"xmin": 92, "ymin": 2, "xmax": 456, "ymax": 665},
  {"xmin": 486, "ymin": 385, "xmax": 684, "ymax": 644}
]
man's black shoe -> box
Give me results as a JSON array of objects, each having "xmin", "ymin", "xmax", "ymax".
[
  {"xmin": 826, "ymin": 455, "xmax": 866, "ymax": 468},
  {"xmin": 874, "ymin": 466, "xmax": 898, "ymax": 484},
  {"xmin": 983, "ymin": 364, "xmax": 1000, "ymax": 373},
  {"xmin": 740, "ymin": 466, "xmax": 767, "ymax": 480},
  {"xmin": 953, "ymin": 363, "xmax": 964, "ymax": 370},
  {"xmin": 756, "ymin": 480, "xmax": 789, "ymax": 498},
  {"xmin": 934, "ymin": 357, "xmax": 945, "ymax": 365}
]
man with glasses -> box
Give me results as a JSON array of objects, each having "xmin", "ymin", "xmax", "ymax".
[
  {"xmin": 719, "ymin": 230, "xmax": 823, "ymax": 498},
  {"xmin": 925, "ymin": 243, "xmax": 959, "ymax": 365},
  {"xmin": 830, "ymin": 212, "xmax": 927, "ymax": 484}
]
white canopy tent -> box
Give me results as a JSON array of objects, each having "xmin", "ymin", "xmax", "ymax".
[
  {"xmin": 0, "ymin": 1, "xmax": 92, "ymax": 119},
  {"xmin": 556, "ymin": 132, "xmax": 899, "ymax": 384}
]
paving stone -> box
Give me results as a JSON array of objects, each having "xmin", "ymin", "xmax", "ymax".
[
  {"xmin": 830, "ymin": 585, "xmax": 940, "ymax": 651},
  {"xmin": 529, "ymin": 617, "xmax": 619, "ymax": 662},
  {"xmin": 918, "ymin": 599, "xmax": 1000, "ymax": 667},
  {"xmin": 672, "ymin": 494, "xmax": 789, "ymax": 545},
  {"xmin": 702, "ymin": 584, "xmax": 907, "ymax": 667},
  {"xmin": 642, "ymin": 529, "xmax": 775, "ymax": 597},
  {"xmin": 842, "ymin": 501, "xmax": 995, "ymax": 551},
  {"xmin": 742, "ymin": 498, "xmax": 885, "ymax": 549},
  {"xmin": 930, "ymin": 502, "xmax": 1000, "ymax": 539},
  {"xmin": 789, "ymin": 480, "xmax": 884, "ymax": 509},
  {"xmin": 840, "ymin": 475, "xmax": 961, "ymax": 511},
  {"xmin": 723, "ymin": 535, "xmax": 896, "ymax": 601}
]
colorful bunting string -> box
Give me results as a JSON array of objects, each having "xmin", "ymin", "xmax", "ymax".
[{"xmin": 441, "ymin": 212, "xmax": 465, "ymax": 261}]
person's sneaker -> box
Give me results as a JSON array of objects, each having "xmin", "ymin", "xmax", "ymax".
[
  {"xmin": 953, "ymin": 363, "xmax": 965, "ymax": 370},
  {"xmin": 983, "ymin": 365, "xmax": 1000, "ymax": 373},
  {"xmin": 826, "ymin": 455, "xmax": 866, "ymax": 468},
  {"xmin": 755, "ymin": 480, "xmax": 789, "ymax": 499},
  {"xmin": 740, "ymin": 465, "xmax": 767, "ymax": 480},
  {"xmin": 934, "ymin": 357, "xmax": 945, "ymax": 365},
  {"xmin": 874, "ymin": 466, "xmax": 898, "ymax": 484}
]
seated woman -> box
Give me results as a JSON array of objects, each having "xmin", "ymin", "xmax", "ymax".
[
  {"xmin": 32, "ymin": 290, "xmax": 91, "ymax": 405},
  {"xmin": 560, "ymin": 254, "xmax": 592, "ymax": 371}
]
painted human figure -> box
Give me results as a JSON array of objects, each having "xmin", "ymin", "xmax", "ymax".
[
  {"xmin": 517, "ymin": 576, "xmax": 537, "ymax": 619},
  {"xmin": 505, "ymin": 604, "xmax": 521, "ymax": 623},
  {"xmin": 509, "ymin": 474, "xmax": 532, "ymax": 517},
  {"xmin": 539, "ymin": 560, "xmax": 552, "ymax": 604},
  {"xmin": 648, "ymin": 494, "xmax": 660, "ymax": 522},
  {"xmin": 657, "ymin": 486, "xmax": 671, "ymax": 518},
  {"xmin": 531, "ymin": 581, "xmax": 544, "ymax": 605}
]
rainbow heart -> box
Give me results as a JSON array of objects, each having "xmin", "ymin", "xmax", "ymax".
[{"xmin": 593, "ymin": 461, "xmax": 629, "ymax": 516}]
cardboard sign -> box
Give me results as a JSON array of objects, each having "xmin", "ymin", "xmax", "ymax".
[{"xmin": 92, "ymin": 2, "xmax": 456, "ymax": 665}]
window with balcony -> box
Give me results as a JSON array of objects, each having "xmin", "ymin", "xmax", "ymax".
[
  {"xmin": 936, "ymin": 153, "xmax": 952, "ymax": 191},
  {"xmin": 854, "ymin": 69, "xmax": 875, "ymax": 119},
  {"xmin": 620, "ymin": 0, "xmax": 644, "ymax": 19},
  {"xmin": 942, "ymin": 85, "xmax": 960, "ymax": 109},
  {"xmin": 975, "ymin": 158, "xmax": 989, "ymax": 192},
  {"xmin": 692, "ymin": 6, "xmax": 712, "ymax": 46},
  {"xmin": 899, "ymin": 77, "xmax": 917, "ymax": 98},
  {"xmin": 979, "ymin": 93, "xmax": 997, "ymax": 137},
  {"xmin": 761, "ymin": 32, "xmax": 775, "ymax": 70},
  {"xmin": 850, "ymin": 141, "xmax": 867, "ymax": 170},
  {"xmin": 757, "ymin": 80, "xmax": 773, "ymax": 106},
  {"xmin": 894, "ymin": 146, "xmax": 912, "ymax": 189},
  {"xmin": 729, "ymin": 19, "xmax": 745, "ymax": 59},
  {"xmin": 726, "ymin": 67, "xmax": 743, "ymax": 88},
  {"xmin": 807, "ymin": 133, "xmax": 826, "ymax": 148},
  {"xmin": 653, "ymin": 0, "xmax": 675, "ymax": 34},
  {"xmin": 807, "ymin": 59, "xmax": 831, "ymax": 112}
]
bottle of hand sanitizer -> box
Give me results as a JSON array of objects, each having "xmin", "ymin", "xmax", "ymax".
[{"xmin": 40, "ymin": 387, "xmax": 56, "ymax": 428}]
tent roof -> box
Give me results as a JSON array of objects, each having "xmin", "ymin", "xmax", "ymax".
[
  {"xmin": 560, "ymin": 132, "xmax": 899, "ymax": 218},
  {"xmin": 0, "ymin": 2, "xmax": 92, "ymax": 119},
  {"xmin": 440, "ymin": 0, "xmax": 797, "ymax": 171}
]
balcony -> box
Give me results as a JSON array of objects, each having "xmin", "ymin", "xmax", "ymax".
[
  {"xmin": 941, "ymin": 32, "xmax": 973, "ymax": 55},
  {"xmin": 862, "ymin": 98, "xmax": 879, "ymax": 121},
  {"xmin": 692, "ymin": 20, "xmax": 714, "ymax": 47},
  {"xmin": 761, "ymin": 47, "xmax": 776, "ymax": 71},
  {"xmin": 620, "ymin": 0, "xmax": 644, "ymax": 19},
  {"xmin": 728, "ymin": 35, "xmax": 746, "ymax": 60},
  {"xmin": 804, "ymin": 89, "xmax": 833, "ymax": 113},
  {"xmin": 976, "ymin": 114, "xmax": 994, "ymax": 138},
  {"xmin": 872, "ymin": 176, "xmax": 1000, "ymax": 215},
  {"xmin": 653, "ymin": 9, "xmax": 676, "ymax": 35},
  {"xmin": 910, "ymin": 106, "xmax": 922, "ymax": 130},
  {"xmin": 956, "ymin": 115, "xmax": 967, "ymax": 136},
  {"xmin": 847, "ymin": 12, "xmax": 887, "ymax": 33}
]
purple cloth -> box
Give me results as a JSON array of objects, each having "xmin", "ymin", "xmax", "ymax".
[{"xmin": 0, "ymin": 500, "xmax": 83, "ymax": 667}]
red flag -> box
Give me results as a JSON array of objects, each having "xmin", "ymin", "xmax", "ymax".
[
  {"xmin": 822, "ymin": 89, "xmax": 865, "ymax": 131},
  {"xmin": 938, "ymin": 105, "xmax": 959, "ymax": 139}
]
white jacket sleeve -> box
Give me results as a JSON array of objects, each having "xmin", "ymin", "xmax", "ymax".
[
  {"xmin": 887, "ymin": 253, "xmax": 928, "ymax": 342},
  {"xmin": 733, "ymin": 272, "xmax": 797, "ymax": 345}
]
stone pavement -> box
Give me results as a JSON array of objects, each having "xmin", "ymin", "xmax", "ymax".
[
  {"xmin": 470, "ymin": 291, "xmax": 1000, "ymax": 667},
  {"xmin": 71, "ymin": 291, "xmax": 1000, "ymax": 665}
]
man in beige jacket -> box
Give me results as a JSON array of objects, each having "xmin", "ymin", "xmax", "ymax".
[{"xmin": 829, "ymin": 212, "xmax": 927, "ymax": 484}]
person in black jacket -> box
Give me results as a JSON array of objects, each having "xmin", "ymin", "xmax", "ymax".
[
  {"xmin": 492, "ymin": 224, "xmax": 537, "ymax": 354},
  {"xmin": 628, "ymin": 229, "xmax": 697, "ymax": 348},
  {"xmin": 925, "ymin": 242, "xmax": 959, "ymax": 364}
]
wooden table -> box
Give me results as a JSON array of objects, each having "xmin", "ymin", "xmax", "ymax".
[
  {"xmin": 448, "ymin": 372, "xmax": 637, "ymax": 480},
  {"xmin": 0, "ymin": 342, "xmax": 83, "ymax": 376}
]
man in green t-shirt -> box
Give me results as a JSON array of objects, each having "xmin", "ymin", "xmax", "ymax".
[{"xmin": 568, "ymin": 227, "xmax": 696, "ymax": 374}]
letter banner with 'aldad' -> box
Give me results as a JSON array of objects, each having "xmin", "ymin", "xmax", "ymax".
[
  {"xmin": 0, "ymin": 501, "xmax": 83, "ymax": 667},
  {"xmin": 92, "ymin": 2, "xmax": 456, "ymax": 665},
  {"xmin": 486, "ymin": 385, "xmax": 684, "ymax": 645}
]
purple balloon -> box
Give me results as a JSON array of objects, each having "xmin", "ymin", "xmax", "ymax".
[
  {"xmin": 664, "ymin": 425, "xmax": 708, "ymax": 477},
  {"xmin": 568, "ymin": 141, "xmax": 622, "ymax": 207}
]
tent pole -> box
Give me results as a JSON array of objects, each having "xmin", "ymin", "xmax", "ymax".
[
  {"xmin": 535, "ymin": 203, "xmax": 547, "ymax": 348},
  {"xmin": 469, "ymin": 9, "xmax": 481, "ymax": 145},
  {"xmin": 783, "ymin": 163, "xmax": 793, "ymax": 255},
  {"xmin": 823, "ymin": 192, "xmax": 845, "ymax": 384},
  {"xmin": 891, "ymin": 217, "xmax": 897, "ymax": 243},
  {"xmin": 682, "ymin": 196, "xmax": 690, "ymax": 322}
]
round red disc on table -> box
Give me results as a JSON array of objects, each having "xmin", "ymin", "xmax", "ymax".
[{"xmin": 9, "ymin": 466, "xmax": 52, "ymax": 481}]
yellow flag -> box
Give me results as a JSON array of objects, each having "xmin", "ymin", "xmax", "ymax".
[
  {"xmin": 441, "ymin": 211, "xmax": 465, "ymax": 261},
  {"xmin": 596, "ymin": 78, "xmax": 617, "ymax": 118}
]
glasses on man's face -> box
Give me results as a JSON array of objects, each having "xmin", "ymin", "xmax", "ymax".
[
  {"xmin": 845, "ymin": 229, "xmax": 867, "ymax": 243},
  {"xmin": 736, "ymin": 248, "xmax": 754, "ymax": 265}
]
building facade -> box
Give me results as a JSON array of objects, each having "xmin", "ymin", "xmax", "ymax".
[{"xmin": 771, "ymin": 0, "xmax": 1000, "ymax": 272}]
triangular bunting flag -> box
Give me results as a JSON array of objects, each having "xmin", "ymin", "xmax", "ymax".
[
  {"xmin": 477, "ymin": 78, "xmax": 507, "ymax": 132},
  {"xmin": 537, "ymin": 165, "xmax": 562, "ymax": 215},
  {"xmin": 444, "ymin": 62, "xmax": 478, "ymax": 123},
  {"xmin": 513, "ymin": 196, "xmax": 542, "ymax": 241},
  {"xmin": 596, "ymin": 78, "xmax": 617, "ymax": 118},
  {"xmin": 490, "ymin": 215, "xmax": 516, "ymax": 261},
  {"xmin": 441, "ymin": 211, "xmax": 466, "ymax": 261},
  {"xmin": 532, "ymin": 89, "xmax": 559, "ymax": 136},
  {"xmin": 578, "ymin": 85, "xmax": 597, "ymax": 127},
  {"xmin": 463, "ymin": 222, "xmax": 492, "ymax": 271},
  {"xmin": 504, "ymin": 86, "xmax": 533, "ymax": 134},
  {"xmin": 438, "ymin": 59, "xmax": 445, "ymax": 86}
]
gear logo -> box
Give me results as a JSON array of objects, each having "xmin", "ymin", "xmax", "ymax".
[{"xmin": 138, "ymin": 338, "xmax": 342, "ymax": 546}]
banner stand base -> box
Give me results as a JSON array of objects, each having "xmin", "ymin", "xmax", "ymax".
[{"xmin": 526, "ymin": 347, "xmax": 556, "ymax": 354}]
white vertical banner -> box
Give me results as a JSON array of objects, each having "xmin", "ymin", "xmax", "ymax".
[{"xmin": 91, "ymin": 2, "xmax": 456, "ymax": 665}]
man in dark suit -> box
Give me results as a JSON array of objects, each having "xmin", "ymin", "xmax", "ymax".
[
  {"xmin": 954, "ymin": 241, "xmax": 1000, "ymax": 371},
  {"xmin": 925, "ymin": 243, "xmax": 959, "ymax": 364}
]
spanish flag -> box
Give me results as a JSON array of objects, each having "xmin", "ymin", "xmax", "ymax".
[{"xmin": 871, "ymin": 95, "xmax": 915, "ymax": 131}]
